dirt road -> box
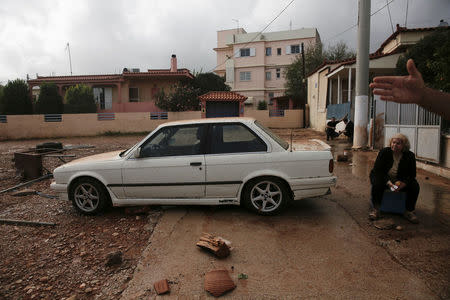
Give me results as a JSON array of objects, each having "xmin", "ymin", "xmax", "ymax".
[{"xmin": 0, "ymin": 130, "xmax": 449, "ymax": 299}]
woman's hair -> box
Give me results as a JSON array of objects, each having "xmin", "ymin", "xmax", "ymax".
[{"xmin": 389, "ymin": 133, "xmax": 410, "ymax": 152}]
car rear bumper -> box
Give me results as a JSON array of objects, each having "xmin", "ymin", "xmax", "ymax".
[
  {"xmin": 288, "ymin": 176, "xmax": 337, "ymax": 200},
  {"xmin": 50, "ymin": 181, "xmax": 69, "ymax": 201}
]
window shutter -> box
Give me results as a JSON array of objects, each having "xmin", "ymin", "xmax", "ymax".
[
  {"xmin": 236, "ymin": 48, "xmax": 241, "ymax": 57},
  {"xmin": 285, "ymin": 46, "xmax": 291, "ymax": 54},
  {"xmin": 250, "ymin": 48, "xmax": 256, "ymax": 56}
]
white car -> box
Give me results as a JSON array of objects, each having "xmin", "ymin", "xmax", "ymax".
[{"xmin": 51, "ymin": 118, "xmax": 336, "ymax": 215}]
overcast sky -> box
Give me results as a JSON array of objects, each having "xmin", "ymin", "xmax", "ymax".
[{"xmin": 0, "ymin": 0, "xmax": 448, "ymax": 84}]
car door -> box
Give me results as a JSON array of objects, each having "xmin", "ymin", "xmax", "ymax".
[
  {"xmin": 204, "ymin": 123, "xmax": 269, "ymax": 198},
  {"xmin": 122, "ymin": 124, "xmax": 206, "ymax": 199}
]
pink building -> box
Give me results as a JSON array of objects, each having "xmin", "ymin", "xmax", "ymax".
[
  {"xmin": 27, "ymin": 55, "xmax": 193, "ymax": 113},
  {"xmin": 214, "ymin": 27, "xmax": 320, "ymax": 108}
]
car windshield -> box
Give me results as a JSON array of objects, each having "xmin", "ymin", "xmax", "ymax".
[{"xmin": 254, "ymin": 121, "xmax": 289, "ymax": 150}]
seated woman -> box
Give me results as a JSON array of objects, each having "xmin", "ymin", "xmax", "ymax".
[{"xmin": 369, "ymin": 133, "xmax": 420, "ymax": 223}]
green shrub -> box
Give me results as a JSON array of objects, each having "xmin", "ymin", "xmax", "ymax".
[
  {"xmin": 64, "ymin": 84, "xmax": 97, "ymax": 113},
  {"xmin": 257, "ymin": 100, "xmax": 267, "ymax": 110},
  {"xmin": 35, "ymin": 82, "xmax": 63, "ymax": 114},
  {"xmin": 0, "ymin": 79, "xmax": 33, "ymax": 115}
]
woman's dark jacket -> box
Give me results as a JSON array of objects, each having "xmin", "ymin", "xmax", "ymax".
[{"xmin": 370, "ymin": 147, "xmax": 417, "ymax": 185}]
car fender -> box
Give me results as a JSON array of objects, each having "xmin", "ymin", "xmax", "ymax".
[
  {"xmin": 66, "ymin": 171, "xmax": 113, "ymax": 195},
  {"xmin": 237, "ymin": 169, "xmax": 292, "ymax": 202}
]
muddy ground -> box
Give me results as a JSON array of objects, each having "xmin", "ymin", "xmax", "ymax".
[{"xmin": 0, "ymin": 130, "xmax": 449, "ymax": 299}]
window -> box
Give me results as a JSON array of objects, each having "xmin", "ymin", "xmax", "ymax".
[
  {"xmin": 276, "ymin": 68, "xmax": 281, "ymax": 79},
  {"xmin": 290, "ymin": 44, "xmax": 300, "ymax": 54},
  {"xmin": 268, "ymin": 92, "xmax": 274, "ymax": 99},
  {"xmin": 277, "ymin": 48, "xmax": 282, "ymax": 55},
  {"xmin": 240, "ymin": 48, "xmax": 250, "ymax": 57},
  {"xmin": 265, "ymin": 71, "xmax": 271, "ymax": 80},
  {"xmin": 240, "ymin": 72, "xmax": 251, "ymax": 81},
  {"xmin": 265, "ymin": 47, "xmax": 272, "ymax": 56},
  {"xmin": 140, "ymin": 125, "xmax": 205, "ymax": 157},
  {"xmin": 211, "ymin": 124, "xmax": 267, "ymax": 154},
  {"xmin": 129, "ymin": 87, "xmax": 139, "ymax": 102}
]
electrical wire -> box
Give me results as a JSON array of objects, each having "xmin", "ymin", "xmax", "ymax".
[
  {"xmin": 208, "ymin": 0, "xmax": 295, "ymax": 73},
  {"xmin": 323, "ymin": 0, "xmax": 396, "ymax": 44}
]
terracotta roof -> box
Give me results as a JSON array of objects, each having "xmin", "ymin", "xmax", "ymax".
[
  {"xmin": 28, "ymin": 68, "xmax": 194, "ymax": 84},
  {"xmin": 198, "ymin": 91, "xmax": 247, "ymax": 102}
]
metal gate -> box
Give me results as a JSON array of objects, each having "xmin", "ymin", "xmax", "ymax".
[
  {"xmin": 206, "ymin": 101, "xmax": 239, "ymax": 118},
  {"xmin": 381, "ymin": 100, "xmax": 441, "ymax": 162}
]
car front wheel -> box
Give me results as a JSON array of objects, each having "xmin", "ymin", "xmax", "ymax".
[
  {"xmin": 243, "ymin": 177, "xmax": 290, "ymax": 215},
  {"xmin": 70, "ymin": 178, "xmax": 109, "ymax": 215}
]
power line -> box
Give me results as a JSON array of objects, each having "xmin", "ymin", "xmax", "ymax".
[
  {"xmin": 323, "ymin": 0, "xmax": 396, "ymax": 44},
  {"xmin": 208, "ymin": 0, "xmax": 295, "ymax": 73}
]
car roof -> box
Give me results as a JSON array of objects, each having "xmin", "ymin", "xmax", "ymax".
[{"xmin": 158, "ymin": 117, "xmax": 256, "ymax": 127}]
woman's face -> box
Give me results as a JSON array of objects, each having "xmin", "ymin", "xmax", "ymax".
[{"xmin": 391, "ymin": 138, "xmax": 404, "ymax": 153}]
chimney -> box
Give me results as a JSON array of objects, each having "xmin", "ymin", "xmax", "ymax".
[{"xmin": 170, "ymin": 54, "xmax": 177, "ymax": 72}]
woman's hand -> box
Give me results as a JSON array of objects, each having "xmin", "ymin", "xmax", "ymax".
[{"xmin": 394, "ymin": 181, "xmax": 406, "ymax": 192}]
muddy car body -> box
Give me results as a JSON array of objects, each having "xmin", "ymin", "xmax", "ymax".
[{"xmin": 51, "ymin": 118, "xmax": 336, "ymax": 215}]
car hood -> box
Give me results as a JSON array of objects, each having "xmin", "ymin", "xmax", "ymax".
[{"xmin": 60, "ymin": 150, "xmax": 123, "ymax": 168}]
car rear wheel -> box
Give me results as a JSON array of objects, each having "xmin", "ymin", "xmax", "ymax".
[
  {"xmin": 70, "ymin": 178, "xmax": 109, "ymax": 215},
  {"xmin": 243, "ymin": 177, "xmax": 289, "ymax": 215}
]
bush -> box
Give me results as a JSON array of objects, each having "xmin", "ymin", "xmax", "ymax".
[
  {"xmin": 64, "ymin": 84, "xmax": 97, "ymax": 113},
  {"xmin": 0, "ymin": 79, "xmax": 33, "ymax": 115},
  {"xmin": 35, "ymin": 82, "xmax": 63, "ymax": 114},
  {"xmin": 257, "ymin": 100, "xmax": 267, "ymax": 110}
]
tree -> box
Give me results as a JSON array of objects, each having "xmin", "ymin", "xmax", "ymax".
[
  {"xmin": 155, "ymin": 72, "xmax": 230, "ymax": 112},
  {"xmin": 35, "ymin": 82, "xmax": 64, "ymax": 114},
  {"xmin": 0, "ymin": 84, "xmax": 4, "ymax": 114},
  {"xmin": 285, "ymin": 41, "xmax": 355, "ymax": 100},
  {"xmin": 64, "ymin": 84, "xmax": 97, "ymax": 113},
  {"xmin": 396, "ymin": 28, "xmax": 450, "ymax": 92},
  {"xmin": 155, "ymin": 84, "xmax": 201, "ymax": 111},
  {"xmin": 0, "ymin": 79, "xmax": 33, "ymax": 115}
]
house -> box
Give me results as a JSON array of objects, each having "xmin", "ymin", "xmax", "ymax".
[
  {"xmin": 213, "ymin": 27, "xmax": 320, "ymax": 109},
  {"xmin": 307, "ymin": 23, "xmax": 450, "ymax": 173},
  {"xmin": 27, "ymin": 55, "xmax": 194, "ymax": 112},
  {"xmin": 198, "ymin": 91, "xmax": 247, "ymax": 118}
]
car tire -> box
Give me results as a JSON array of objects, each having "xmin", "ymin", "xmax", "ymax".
[
  {"xmin": 243, "ymin": 177, "xmax": 290, "ymax": 215},
  {"xmin": 70, "ymin": 178, "xmax": 109, "ymax": 215}
]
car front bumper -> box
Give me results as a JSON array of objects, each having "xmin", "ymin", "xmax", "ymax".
[{"xmin": 50, "ymin": 181, "xmax": 69, "ymax": 201}]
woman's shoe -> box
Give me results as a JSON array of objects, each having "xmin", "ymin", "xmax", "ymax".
[
  {"xmin": 369, "ymin": 209, "xmax": 380, "ymax": 220},
  {"xmin": 404, "ymin": 211, "xmax": 419, "ymax": 224}
]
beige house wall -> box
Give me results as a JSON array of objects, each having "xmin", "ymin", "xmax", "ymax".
[{"xmin": 0, "ymin": 110, "xmax": 303, "ymax": 140}]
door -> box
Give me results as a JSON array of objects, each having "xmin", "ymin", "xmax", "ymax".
[
  {"xmin": 104, "ymin": 87, "xmax": 112, "ymax": 109},
  {"xmin": 206, "ymin": 101, "xmax": 239, "ymax": 118},
  {"xmin": 204, "ymin": 123, "xmax": 268, "ymax": 198},
  {"xmin": 122, "ymin": 124, "xmax": 206, "ymax": 199}
]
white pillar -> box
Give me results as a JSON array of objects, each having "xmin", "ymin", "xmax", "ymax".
[
  {"xmin": 328, "ymin": 79, "xmax": 333, "ymax": 104},
  {"xmin": 337, "ymin": 75, "xmax": 341, "ymax": 104},
  {"xmin": 348, "ymin": 68, "xmax": 352, "ymax": 103}
]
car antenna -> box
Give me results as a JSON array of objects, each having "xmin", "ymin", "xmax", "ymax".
[{"xmin": 290, "ymin": 129, "xmax": 293, "ymax": 152}]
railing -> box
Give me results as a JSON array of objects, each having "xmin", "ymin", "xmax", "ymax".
[
  {"xmin": 150, "ymin": 112, "xmax": 168, "ymax": 120},
  {"xmin": 44, "ymin": 114, "xmax": 62, "ymax": 122},
  {"xmin": 269, "ymin": 109, "xmax": 285, "ymax": 117},
  {"xmin": 0, "ymin": 115, "xmax": 7, "ymax": 123},
  {"xmin": 97, "ymin": 113, "xmax": 115, "ymax": 121}
]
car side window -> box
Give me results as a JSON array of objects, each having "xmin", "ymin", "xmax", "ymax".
[
  {"xmin": 140, "ymin": 125, "xmax": 205, "ymax": 157},
  {"xmin": 211, "ymin": 124, "xmax": 267, "ymax": 154}
]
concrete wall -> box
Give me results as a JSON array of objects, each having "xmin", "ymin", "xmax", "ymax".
[{"xmin": 0, "ymin": 110, "xmax": 303, "ymax": 140}]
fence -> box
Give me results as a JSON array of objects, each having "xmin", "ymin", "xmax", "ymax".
[{"xmin": 0, "ymin": 109, "xmax": 303, "ymax": 140}]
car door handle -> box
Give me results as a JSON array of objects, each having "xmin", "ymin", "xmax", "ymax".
[{"xmin": 190, "ymin": 162, "xmax": 202, "ymax": 166}]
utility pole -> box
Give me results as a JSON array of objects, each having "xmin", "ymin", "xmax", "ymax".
[
  {"xmin": 353, "ymin": 0, "xmax": 371, "ymax": 149},
  {"xmin": 301, "ymin": 42, "xmax": 307, "ymax": 127}
]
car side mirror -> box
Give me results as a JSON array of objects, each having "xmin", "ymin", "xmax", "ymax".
[{"xmin": 133, "ymin": 147, "xmax": 141, "ymax": 158}]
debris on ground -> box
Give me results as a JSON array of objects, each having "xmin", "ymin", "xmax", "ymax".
[
  {"xmin": 237, "ymin": 273, "xmax": 248, "ymax": 280},
  {"xmin": 154, "ymin": 279, "xmax": 170, "ymax": 295},
  {"xmin": 196, "ymin": 233, "xmax": 231, "ymax": 258},
  {"xmin": 0, "ymin": 218, "xmax": 56, "ymax": 227},
  {"xmin": 373, "ymin": 218, "xmax": 396, "ymax": 230},
  {"xmin": 105, "ymin": 251, "xmax": 123, "ymax": 267},
  {"xmin": 10, "ymin": 188, "xmax": 36, "ymax": 197},
  {"xmin": 337, "ymin": 154, "xmax": 349, "ymax": 162},
  {"xmin": 0, "ymin": 173, "xmax": 53, "ymax": 194},
  {"xmin": 204, "ymin": 269, "xmax": 236, "ymax": 297}
]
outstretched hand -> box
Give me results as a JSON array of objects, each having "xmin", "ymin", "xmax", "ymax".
[{"xmin": 370, "ymin": 59, "xmax": 425, "ymax": 105}]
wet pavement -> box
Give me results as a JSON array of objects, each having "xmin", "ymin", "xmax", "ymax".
[{"xmin": 122, "ymin": 136, "xmax": 450, "ymax": 299}]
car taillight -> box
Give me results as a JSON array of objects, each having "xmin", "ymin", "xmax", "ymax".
[{"xmin": 329, "ymin": 159, "xmax": 334, "ymax": 173}]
